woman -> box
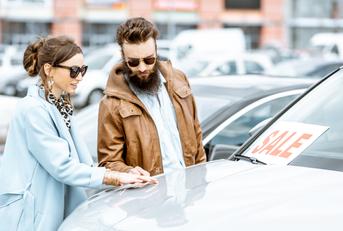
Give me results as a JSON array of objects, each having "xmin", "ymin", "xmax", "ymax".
[{"xmin": 0, "ymin": 36, "xmax": 157, "ymax": 230}]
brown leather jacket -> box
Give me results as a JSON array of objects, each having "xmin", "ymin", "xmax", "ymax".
[{"xmin": 97, "ymin": 60, "xmax": 206, "ymax": 176}]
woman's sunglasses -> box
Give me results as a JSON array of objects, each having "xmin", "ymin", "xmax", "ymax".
[
  {"xmin": 54, "ymin": 64, "xmax": 88, "ymax": 79},
  {"xmin": 126, "ymin": 56, "xmax": 156, "ymax": 68}
]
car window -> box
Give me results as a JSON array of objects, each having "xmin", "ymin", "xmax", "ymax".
[
  {"xmin": 242, "ymin": 70, "xmax": 343, "ymax": 171},
  {"xmin": 244, "ymin": 60, "xmax": 264, "ymax": 74},
  {"xmin": 307, "ymin": 63, "xmax": 342, "ymax": 78},
  {"xmin": 185, "ymin": 61, "xmax": 209, "ymax": 77},
  {"xmin": 213, "ymin": 61, "xmax": 237, "ymax": 75},
  {"xmin": 209, "ymin": 94, "xmax": 298, "ymax": 146}
]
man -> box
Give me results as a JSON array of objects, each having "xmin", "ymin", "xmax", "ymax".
[{"xmin": 98, "ymin": 17, "xmax": 206, "ymax": 176}]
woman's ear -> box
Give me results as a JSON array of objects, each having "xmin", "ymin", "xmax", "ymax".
[{"xmin": 43, "ymin": 63, "xmax": 52, "ymax": 77}]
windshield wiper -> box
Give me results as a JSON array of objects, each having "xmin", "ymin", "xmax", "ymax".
[{"xmin": 233, "ymin": 154, "xmax": 267, "ymax": 165}]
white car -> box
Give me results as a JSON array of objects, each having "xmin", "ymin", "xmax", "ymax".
[
  {"xmin": 181, "ymin": 53, "xmax": 273, "ymax": 77},
  {"xmin": 72, "ymin": 44, "xmax": 121, "ymax": 108},
  {"xmin": 0, "ymin": 95, "xmax": 19, "ymax": 155}
]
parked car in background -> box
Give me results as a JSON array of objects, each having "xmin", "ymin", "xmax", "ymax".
[
  {"xmin": 230, "ymin": 66, "xmax": 343, "ymax": 172},
  {"xmin": 157, "ymin": 39, "xmax": 171, "ymax": 60},
  {"xmin": 182, "ymin": 53, "xmax": 273, "ymax": 77},
  {"xmin": 0, "ymin": 95, "xmax": 19, "ymax": 155},
  {"xmin": 72, "ymin": 43, "xmax": 121, "ymax": 108},
  {"xmin": 75, "ymin": 75, "xmax": 315, "ymax": 161},
  {"xmin": 0, "ymin": 46, "xmax": 26, "ymax": 96},
  {"xmin": 169, "ymin": 28, "xmax": 246, "ymax": 68},
  {"xmin": 0, "ymin": 72, "xmax": 27, "ymax": 96},
  {"xmin": 310, "ymin": 32, "xmax": 343, "ymax": 59},
  {"xmin": 266, "ymin": 58, "xmax": 343, "ymax": 78}
]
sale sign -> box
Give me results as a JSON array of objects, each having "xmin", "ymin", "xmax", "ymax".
[{"xmin": 245, "ymin": 121, "xmax": 329, "ymax": 165}]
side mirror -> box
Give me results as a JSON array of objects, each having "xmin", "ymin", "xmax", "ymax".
[{"xmin": 248, "ymin": 117, "xmax": 272, "ymax": 137}]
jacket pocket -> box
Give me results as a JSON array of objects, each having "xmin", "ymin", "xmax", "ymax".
[
  {"xmin": 0, "ymin": 191, "xmax": 35, "ymax": 231},
  {"xmin": 174, "ymin": 85, "xmax": 192, "ymax": 99},
  {"xmin": 119, "ymin": 101, "xmax": 142, "ymax": 118}
]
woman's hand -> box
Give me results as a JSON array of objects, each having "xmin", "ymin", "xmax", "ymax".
[{"xmin": 103, "ymin": 170, "xmax": 158, "ymax": 186}]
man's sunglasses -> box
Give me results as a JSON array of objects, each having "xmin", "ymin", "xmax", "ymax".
[
  {"xmin": 54, "ymin": 64, "xmax": 88, "ymax": 79},
  {"xmin": 126, "ymin": 56, "xmax": 156, "ymax": 68}
]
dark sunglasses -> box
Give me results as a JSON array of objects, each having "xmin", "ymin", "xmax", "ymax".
[
  {"xmin": 54, "ymin": 64, "xmax": 88, "ymax": 78},
  {"xmin": 126, "ymin": 56, "xmax": 156, "ymax": 68}
]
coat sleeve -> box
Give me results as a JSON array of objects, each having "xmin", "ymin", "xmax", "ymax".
[
  {"xmin": 24, "ymin": 105, "xmax": 106, "ymax": 189},
  {"xmin": 97, "ymin": 98, "xmax": 134, "ymax": 173}
]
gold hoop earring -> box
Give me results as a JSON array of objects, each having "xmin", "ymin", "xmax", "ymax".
[{"xmin": 48, "ymin": 78, "xmax": 54, "ymax": 92}]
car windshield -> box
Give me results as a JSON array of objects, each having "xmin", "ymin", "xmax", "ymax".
[{"xmin": 242, "ymin": 69, "xmax": 343, "ymax": 171}]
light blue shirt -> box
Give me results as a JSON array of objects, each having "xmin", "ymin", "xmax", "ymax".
[{"xmin": 129, "ymin": 74, "xmax": 185, "ymax": 174}]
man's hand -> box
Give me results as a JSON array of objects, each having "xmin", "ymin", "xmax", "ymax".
[{"xmin": 128, "ymin": 166, "xmax": 150, "ymax": 176}]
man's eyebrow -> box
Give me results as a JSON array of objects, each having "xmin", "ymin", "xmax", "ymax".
[{"xmin": 127, "ymin": 54, "xmax": 155, "ymax": 59}]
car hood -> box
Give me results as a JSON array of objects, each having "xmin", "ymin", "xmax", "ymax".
[{"xmin": 59, "ymin": 160, "xmax": 343, "ymax": 231}]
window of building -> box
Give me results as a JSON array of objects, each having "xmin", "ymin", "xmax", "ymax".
[
  {"xmin": 224, "ymin": 25, "xmax": 261, "ymax": 49},
  {"xmin": 292, "ymin": 0, "xmax": 343, "ymax": 18},
  {"xmin": 156, "ymin": 23, "xmax": 197, "ymax": 40},
  {"xmin": 82, "ymin": 23, "xmax": 119, "ymax": 47},
  {"xmin": 2, "ymin": 21, "xmax": 50, "ymax": 45},
  {"xmin": 224, "ymin": 0, "xmax": 260, "ymax": 10}
]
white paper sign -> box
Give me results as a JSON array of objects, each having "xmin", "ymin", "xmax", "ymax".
[{"xmin": 245, "ymin": 121, "xmax": 329, "ymax": 165}]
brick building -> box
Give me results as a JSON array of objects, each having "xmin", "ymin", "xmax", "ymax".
[{"xmin": 0, "ymin": 0, "xmax": 342, "ymax": 49}]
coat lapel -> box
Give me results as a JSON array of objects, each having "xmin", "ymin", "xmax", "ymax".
[{"xmin": 27, "ymin": 86, "xmax": 79, "ymax": 161}]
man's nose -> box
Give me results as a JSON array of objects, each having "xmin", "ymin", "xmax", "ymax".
[{"xmin": 138, "ymin": 61, "xmax": 147, "ymax": 72}]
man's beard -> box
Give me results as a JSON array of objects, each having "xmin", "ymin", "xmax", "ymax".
[{"xmin": 123, "ymin": 61, "xmax": 161, "ymax": 95}]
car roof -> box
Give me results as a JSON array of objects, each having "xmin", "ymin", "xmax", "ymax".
[
  {"xmin": 191, "ymin": 75, "xmax": 316, "ymax": 122},
  {"xmin": 267, "ymin": 58, "xmax": 343, "ymax": 77},
  {"xmin": 59, "ymin": 159, "xmax": 343, "ymax": 230}
]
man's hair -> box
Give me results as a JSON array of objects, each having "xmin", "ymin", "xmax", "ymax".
[{"xmin": 116, "ymin": 17, "xmax": 159, "ymax": 46}]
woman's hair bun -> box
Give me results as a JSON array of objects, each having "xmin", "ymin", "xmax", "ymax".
[{"xmin": 23, "ymin": 37, "xmax": 46, "ymax": 77}]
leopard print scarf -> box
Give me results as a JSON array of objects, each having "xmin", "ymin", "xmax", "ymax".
[{"xmin": 47, "ymin": 91, "xmax": 73, "ymax": 129}]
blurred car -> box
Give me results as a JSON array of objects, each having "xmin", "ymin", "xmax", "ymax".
[
  {"xmin": 0, "ymin": 95, "xmax": 19, "ymax": 155},
  {"xmin": 180, "ymin": 53, "xmax": 273, "ymax": 77},
  {"xmin": 59, "ymin": 158, "xmax": 343, "ymax": 230},
  {"xmin": 229, "ymin": 65, "xmax": 343, "ymax": 172},
  {"xmin": 75, "ymin": 75, "xmax": 315, "ymax": 161},
  {"xmin": 266, "ymin": 58, "xmax": 343, "ymax": 78},
  {"xmin": 72, "ymin": 43, "xmax": 121, "ymax": 108},
  {"xmin": 0, "ymin": 46, "xmax": 26, "ymax": 96},
  {"xmin": 0, "ymin": 72, "xmax": 27, "ymax": 96}
]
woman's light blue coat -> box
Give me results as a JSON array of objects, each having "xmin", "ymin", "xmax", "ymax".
[{"xmin": 0, "ymin": 85, "xmax": 106, "ymax": 231}]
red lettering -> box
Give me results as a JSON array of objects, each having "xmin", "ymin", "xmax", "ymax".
[
  {"xmin": 279, "ymin": 133, "xmax": 312, "ymax": 158},
  {"xmin": 270, "ymin": 132, "xmax": 296, "ymax": 156},
  {"xmin": 251, "ymin": 130, "xmax": 279, "ymax": 154},
  {"xmin": 258, "ymin": 131, "xmax": 289, "ymax": 155}
]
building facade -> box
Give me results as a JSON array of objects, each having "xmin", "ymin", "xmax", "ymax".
[{"xmin": 0, "ymin": 0, "xmax": 342, "ymax": 49}]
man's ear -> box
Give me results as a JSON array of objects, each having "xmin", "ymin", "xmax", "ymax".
[{"xmin": 43, "ymin": 63, "xmax": 52, "ymax": 77}]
